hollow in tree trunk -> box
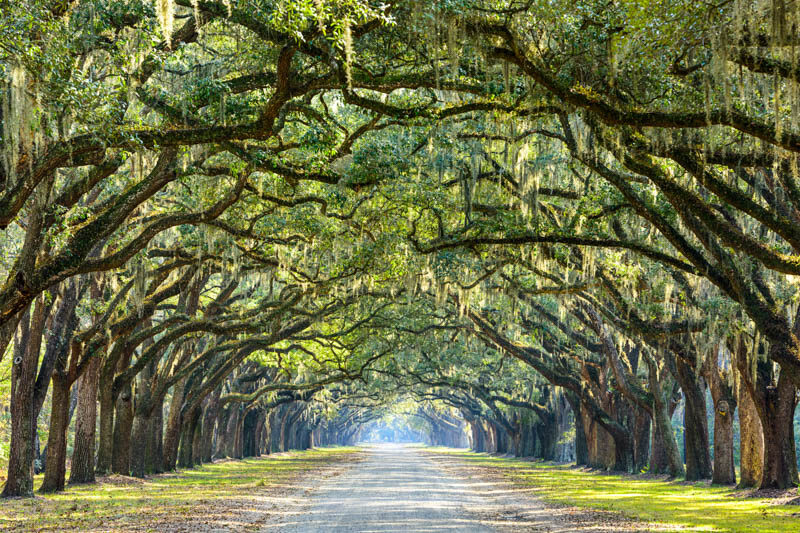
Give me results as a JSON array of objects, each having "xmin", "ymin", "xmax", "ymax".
[{"xmin": 712, "ymin": 398, "xmax": 736, "ymax": 485}]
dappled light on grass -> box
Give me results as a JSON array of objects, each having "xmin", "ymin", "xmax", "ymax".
[
  {"xmin": 431, "ymin": 449, "xmax": 799, "ymax": 533},
  {"xmin": 0, "ymin": 447, "xmax": 360, "ymax": 532}
]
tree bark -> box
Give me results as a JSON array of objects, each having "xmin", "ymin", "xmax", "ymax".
[
  {"xmin": 704, "ymin": 350, "xmax": 736, "ymax": 485},
  {"xmin": 566, "ymin": 394, "xmax": 588, "ymax": 465},
  {"xmin": 737, "ymin": 380, "xmax": 764, "ymax": 488},
  {"xmin": 201, "ymin": 388, "xmax": 221, "ymax": 463},
  {"xmin": 647, "ymin": 358, "xmax": 684, "ymax": 477},
  {"xmin": 39, "ymin": 374, "xmax": 71, "ymax": 493},
  {"xmin": 111, "ymin": 381, "xmax": 134, "ymax": 475},
  {"xmin": 676, "ymin": 359, "xmax": 712, "ymax": 480},
  {"xmin": 69, "ymin": 354, "xmax": 101, "ymax": 484},
  {"xmin": 129, "ymin": 409, "xmax": 152, "ymax": 478},
  {"xmin": 95, "ymin": 375, "xmax": 115, "ymax": 475},
  {"xmin": 178, "ymin": 406, "xmax": 200, "ymax": 468},
  {"xmin": 191, "ymin": 408, "xmax": 204, "ymax": 465},
  {"xmin": 162, "ymin": 377, "xmax": 186, "ymax": 471},
  {"xmin": 758, "ymin": 373, "xmax": 799, "ymax": 489},
  {"xmin": 712, "ymin": 398, "xmax": 736, "ymax": 485},
  {"xmin": 96, "ymin": 344, "xmax": 133, "ymax": 475},
  {"xmin": 1, "ymin": 308, "xmax": 37, "ymax": 497},
  {"xmin": 151, "ymin": 398, "xmax": 164, "ymax": 473}
]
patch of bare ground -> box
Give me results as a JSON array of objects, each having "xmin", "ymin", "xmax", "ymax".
[
  {"xmin": 732, "ymin": 488, "xmax": 800, "ymax": 506},
  {"xmin": 422, "ymin": 450, "xmax": 676, "ymax": 532}
]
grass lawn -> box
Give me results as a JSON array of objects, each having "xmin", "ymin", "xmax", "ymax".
[
  {"xmin": 426, "ymin": 448, "xmax": 800, "ymax": 533},
  {"xmin": 0, "ymin": 446, "xmax": 360, "ymax": 532}
]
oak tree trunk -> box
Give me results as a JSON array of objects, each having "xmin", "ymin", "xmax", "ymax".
[
  {"xmin": 1, "ymin": 309, "xmax": 37, "ymax": 498},
  {"xmin": 737, "ymin": 382, "xmax": 764, "ymax": 488},
  {"xmin": 39, "ymin": 374, "xmax": 71, "ymax": 493},
  {"xmin": 69, "ymin": 355, "xmax": 101, "ymax": 484},
  {"xmin": 111, "ymin": 382, "xmax": 134, "ymax": 475},
  {"xmin": 162, "ymin": 378, "xmax": 186, "ymax": 471},
  {"xmin": 759, "ymin": 374, "xmax": 799, "ymax": 489},
  {"xmin": 676, "ymin": 360, "xmax": 712, "ymax": 480}
]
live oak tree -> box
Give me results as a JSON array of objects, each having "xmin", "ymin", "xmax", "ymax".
[{"xmin": 3, "ymin": 0, "xmax": 800, "ymax": 500}]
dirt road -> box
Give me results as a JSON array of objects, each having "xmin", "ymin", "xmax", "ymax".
[{"xmin": 263, "ymin": 443, "xmax": 532, "ymax": 532}]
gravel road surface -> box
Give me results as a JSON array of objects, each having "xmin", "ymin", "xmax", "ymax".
[{"xmin": 264, "ymin": 443, "xmax": 502, "ymax": 532}]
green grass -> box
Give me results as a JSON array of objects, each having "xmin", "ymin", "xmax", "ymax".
[
  {"xmin": 426, "ymin": 448, "xmax": 800, "ymax": 533},
  {"xmin": 0, "ymin": 446, "xmax": 360, "ymax": 532}
]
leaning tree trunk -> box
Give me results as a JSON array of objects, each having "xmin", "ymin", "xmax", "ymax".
[
  {"xmin": 69, "ymin": 355, "xmax": 101, "ymax": 484},
  {"xmin": 1, "ymin": 310, "xmax": 37, "ymax": 498}
]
